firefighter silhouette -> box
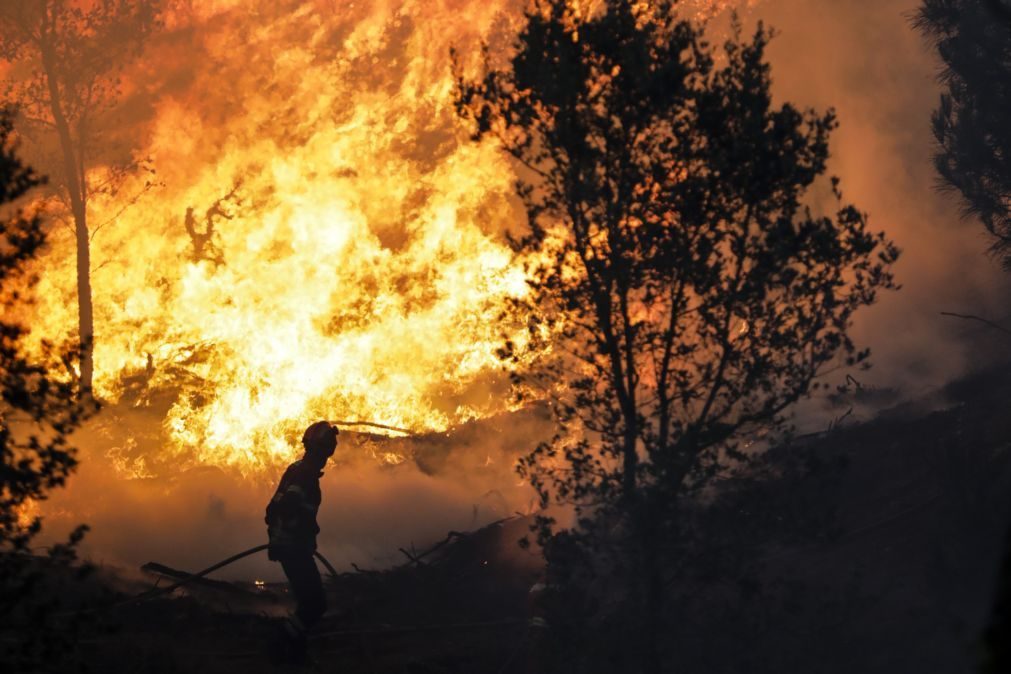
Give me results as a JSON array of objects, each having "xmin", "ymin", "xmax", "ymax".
[{"xmin": 265, "ymin": 420, "xmax": 338, "ymax": 663}]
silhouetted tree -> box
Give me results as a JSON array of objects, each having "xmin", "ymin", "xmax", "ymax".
[
  {"xmin": 0, "ymin": 109, "xmax": 89, "ymax": 670},
  {"xmin": 916, "ymin": 4, "xmax": 1011, "ymax": 670},
  {"xmin": 915, "ymin": 0, "xmax": 1011, "ymax": 269},
  {"xmin": 456, "ymin": 2, "xmax": 898, "ymax": 672},
  {"xmin": 0, "ymin": 0, "xmax": 159, "ymax": 396}
]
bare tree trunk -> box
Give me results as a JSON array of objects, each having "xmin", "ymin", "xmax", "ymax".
[
  {"xmin": 40, "ymin": 35, "xmax": 93, "ymax": 396},
  {"xmin": 641, "ymin": 502, "xmax": 663, "ymax": 674},
  {"xmin": 73, "ymin": 204, "xmax": 94, "ymax": 395},
  {"xmin": 623, "ymin": 423, "xmax": 638, "ymax": 499}
]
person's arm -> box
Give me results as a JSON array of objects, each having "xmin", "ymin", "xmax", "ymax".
[{"xmin": 267, "ymin": 471, "xmax": 316, "ymax": 531}]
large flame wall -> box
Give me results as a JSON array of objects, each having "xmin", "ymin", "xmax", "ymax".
[
  {"xmin": 29, "ymin": 0, "xmax": 533, "ymax": 474},
  {"xmin": 23, "ymin": 0, "xmax": 741, "ymax": 475}
]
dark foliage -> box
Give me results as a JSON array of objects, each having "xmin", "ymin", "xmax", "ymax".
[
  {"xmin": 915, "ymin": 0, "xmax": 1011, "ymax": 268},
  {"xmin": 0, "ymin": 109, "xmax": 91, "ymax": 671},
  {"xmin": 915, "ymin": 4, "xmax": 1011, "ymax": 669},
  {"xmin": 983, "ymin": 529, "xmax": 1011, "ymax": 674},
  {"xmin": 456, "ymin": 2, "xmax": 898, "ymax": 672}
]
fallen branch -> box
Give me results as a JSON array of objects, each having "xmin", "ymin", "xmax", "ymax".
[
  {"xmin": 141, "ymin": 562, "xmax": 254, "ymax": 596},
  {"xmin": 330, "ymin": 420, "xmax": 414, "ymax": 435},
  {"xmin": 940, "ymin": 311, "xmax": 1011, "ymax": 337},
  {"xmin": 399, "ymin": 547, "xmax": 426, "ymax": 566},
  {"xmin": 351, "ymin": 562, "xmax": 380, "ymax": 575}
]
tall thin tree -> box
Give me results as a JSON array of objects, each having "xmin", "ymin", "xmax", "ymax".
[
  {"xmin": 0, "ymin": 0, "xmax": 158, "ymax": 395},
  {"xmin": 0, "ymin": 108, "xmax": 89, "ymax": 671}
]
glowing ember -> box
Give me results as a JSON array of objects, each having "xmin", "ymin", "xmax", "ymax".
[{"xmin": 15, "ymin": 499, "xmax": 38, "ymax": 530}]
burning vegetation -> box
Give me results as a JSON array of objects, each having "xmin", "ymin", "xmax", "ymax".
[
  {"xmin": 2, "ymin": 1, "xmax": 1011, "ymax": 673},
  {"xmin": 0, "ymin": 0, "xmax": 755, "ymax": 478}
]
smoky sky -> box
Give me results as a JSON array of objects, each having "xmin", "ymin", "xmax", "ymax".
[{"xmin": 752, "ymin": 0, "xmax": 1011, "ymax": 396}]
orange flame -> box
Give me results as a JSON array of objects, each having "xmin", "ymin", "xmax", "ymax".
[{"xmin": 21, "ymin": 0, "xmax": 741, "ymax": 475}]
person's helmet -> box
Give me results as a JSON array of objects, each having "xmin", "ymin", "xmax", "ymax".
[{"xmin": 302, "ymin": 421, "xmax": 339, "ymax": 457}]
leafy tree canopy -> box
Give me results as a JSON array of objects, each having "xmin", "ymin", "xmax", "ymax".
[
  {"xmin": 457, "ymin": 5, "xmax": 898, "ymax": 669},
  {"xmin": 916, "ymin": 0, "xmax": 1011, "ymax": 268},
  {"xmin": 457, "ymin": 0, "xmax": 898, "ymax": 515}
]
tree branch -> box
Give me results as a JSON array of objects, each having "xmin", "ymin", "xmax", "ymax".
[{"xmin": 940, "ymin": 311, "xmax": 1011, "ymax": 338}]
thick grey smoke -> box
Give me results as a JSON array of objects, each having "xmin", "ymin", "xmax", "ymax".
[
  {"xmin": 38, "ymin": 409, "xmax": 551, "ymax": 581},
  {"xmin": 754, "ymin": 0, "xmax": 1011, "ymax": 397}
]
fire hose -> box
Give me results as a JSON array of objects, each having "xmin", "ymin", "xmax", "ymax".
[
  {"xmin": 60, "ymin": 420, "xmax": 411, "ymax": 617},
  {"xmin": 140, "ymin": 420, "xmax": 415, "ymax": 596},
  {"xmin": 144, "ymin": 544, "xmax": 340, "ymax": 598},
  {"xmin": 147, "ymin": 420, "xmax": 415, "ymax": 593},
  {"xmin": 138, "ymin": 544, "xmax": 339, "ymax": 600},
  {"xmin": 62, "ymin": 544, "xmax": 339, "ymax": 616}
]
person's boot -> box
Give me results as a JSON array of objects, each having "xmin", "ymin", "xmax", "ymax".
[
  {"xmin": 267, "ymin": 616, "xmax": 310, "ymax": 666},
  {"xmin": 284, "ymin": 616, "xmax": 310, "ymax": 665}
]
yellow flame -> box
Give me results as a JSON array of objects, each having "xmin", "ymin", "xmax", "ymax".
[{"xmin": 21, "ymin": 0, "xmax": 736, "ymax": 475}]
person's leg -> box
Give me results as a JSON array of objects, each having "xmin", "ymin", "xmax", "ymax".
[
  {"xmin": 280, "ymin": 554, "xmax": 327, "ymax": 629},
  {"xmin": 277, "ymin": 554, "xmax": 326, "ymax": 663}
]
